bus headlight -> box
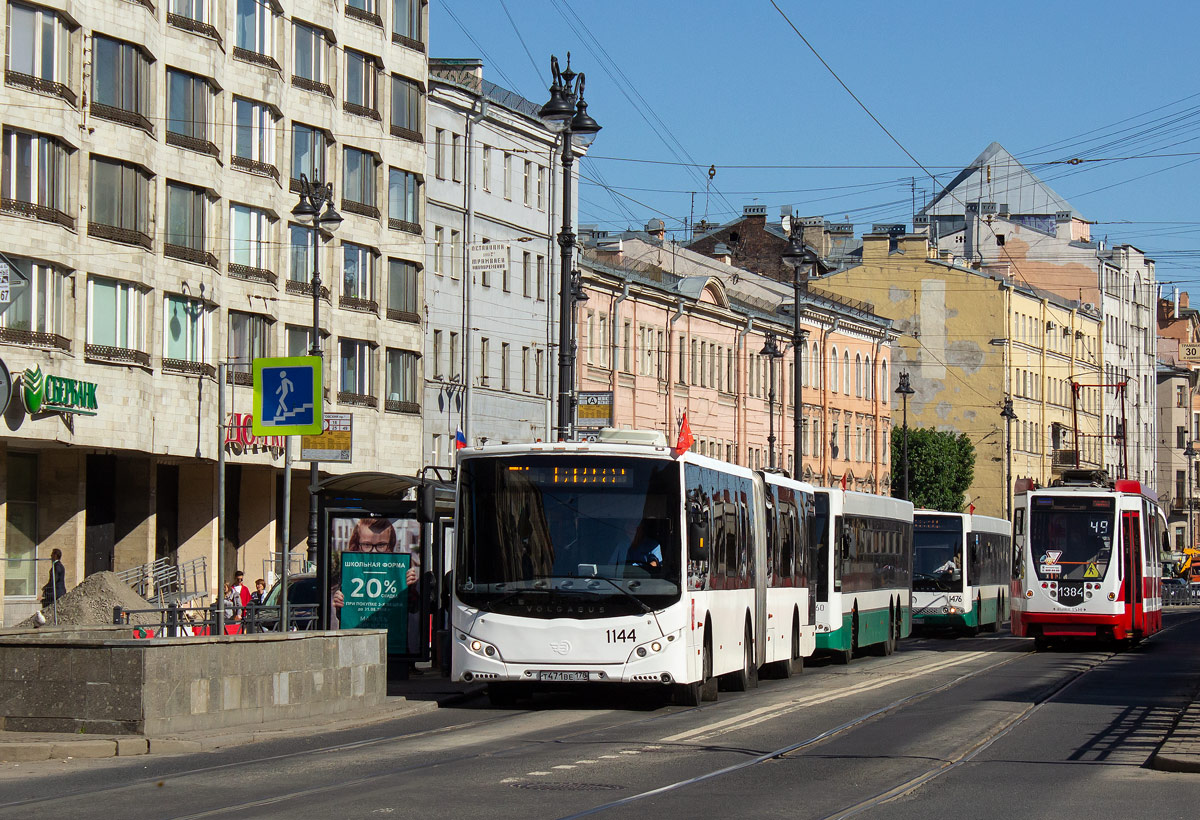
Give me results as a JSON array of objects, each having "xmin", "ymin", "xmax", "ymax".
[
  {"xmin": 463, "ymin": 635, "xmax": 500, "ymax": 659},
  {"xmin": 629, "ymin": 637, "xmax": 667, "ymax": 663}
]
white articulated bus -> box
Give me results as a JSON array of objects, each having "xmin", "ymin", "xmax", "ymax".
[
  {"xmin": 812, "ymin": 489, "xmax": 914, "ymax": 662},
  {"xmin": 911, "ymin": 511, "xmax": 1011, "ymax": 636},
  {"xmin": 451, "ymin": 430, "xmax": 817, "ymax": 707}
]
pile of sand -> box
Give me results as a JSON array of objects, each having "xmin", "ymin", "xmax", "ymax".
[{"xmin": 18, "ymin": 571, "xmax": 160, "ymax": 628}]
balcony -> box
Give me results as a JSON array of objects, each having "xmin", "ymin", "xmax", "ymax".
[
  {"xmin": 86, "ymin": 344, "xmax": 150, "ymax": 368},
  {"xmin": 165, "ymin": 243, "xmax": 219, "ymax": 269},
  {"xmin": 285, "ymin": 279, "xmax": 330, "ymax": 300},
  {"xmin": 226, "ymin": 368, "xmax": 253, "ymax": 386},
  {"xmin": 343, "ymin": 101, "xmax": 381, "ymax": 121},
  {"xmin": 88, "ymin": 222, "xmax": 152, "ymax": 250},
  {"xmin": 162, "ymin": 358, "xmax": 215, "ymax": 378},
  {"xmin": 5, "ymin": 70, "xmax": 76, "ymax": 105},
  {"xmin": 1, "ymin": 198, "xmax": 75, "ymax": 230},
  {"xmin": 167, "ymin": 12, "xmax": 222, "ymax": 43},
  {"xmin": 391, "ymin": 32, "xmax": 425, "ymax": 52},
  {"xmin": 337, "ymin": 390, "xmax": 377, "ymax": 408},
  {"xmin": 390, "ymin": 124, "xmax": 422, "ymax": 143},
  {"xmin": 386, "ymin": 307, "xmax": 420, "ymax": 324},
  {"xmin": 341, "ymin": 199, "xmax": 380, "ymax": 220},
  {"xmin": 388, "ymin": 217, "xmax": 420, "ymax": 234},
  {"xmin": 232, "ymin": 47, "xmax": 281, "ymax": 72},
  {"xmin": 166, "ymin": 130, "xmax": 220, "ymax": 158},
  {"xmin": 90, "ymin": 102, "xmax": 154, "ymax": 135},
  {"xmin": 291, "ymin": 75, "xmax": 334, "ymax": 97},
  {"xmin": 0, "ymin": 326, "xmax": 70, "ymax": 352},
  {"xmin": 385, "ymin": 398, "xmax": 419, "ymax": 414},
  {"xmin": 228, "ymin": 264, "xmax": 277, "ymax": 286},
  {"xmin": 345, "ymin": 4, "xmax": 382, "ymax": 27},
  {"xmin": 1051, "ymin": 449, "xmax": 1080, "ymax": 468},
  {"xmin": 339, "ymin": 295, "xmax": 378, "ymax": 314},
  {"xmin": 231, "ymin": 155, "xmax": 280, "ymax": 183}
]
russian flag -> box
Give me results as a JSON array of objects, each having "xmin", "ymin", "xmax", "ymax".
[{"xmin": 455, "ymin": 428, "xmax": 468, "ymax": 450}]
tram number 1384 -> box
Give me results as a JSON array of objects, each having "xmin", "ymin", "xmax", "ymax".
[{"xmin": 606, "ymin": 629, "xmax": 636, "ymax": 643}]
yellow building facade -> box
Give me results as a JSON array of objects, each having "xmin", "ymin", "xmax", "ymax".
[{"xmin": 815, "ymin": 234, "xmax": 1103, "ymax": 518}]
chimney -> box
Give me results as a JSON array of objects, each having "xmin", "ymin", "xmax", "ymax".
[
  {"xmin": 743, "ymin": 204, "xmax": 767, "ymax": 222},
  {"xmin": 800, "ymin": 216, "xmax": 829, "ymax": 258},
  {"xmin": 645, "ymin": 218, "xmax": 666, "ymax": 241},
  {"xmin": 899, "ymin": 234, "xmax": 930, "ymax": 257},
  {"xmin": 862, "ymin": 233, "xmax": 890, "ymax": 261},
  {"xmin": 1182, "ymin": 291, "xmax": 1191, "ymax": 311},
  {"xmin": 712, "ymin": 242, "xmax": 733, "ymax": 265}
]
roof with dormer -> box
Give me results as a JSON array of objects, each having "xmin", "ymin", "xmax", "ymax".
[{"xmin": 918, "ymin": 142, "xmax": 1082, "ymax": 220}]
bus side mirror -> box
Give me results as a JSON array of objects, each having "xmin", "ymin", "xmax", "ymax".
[
  {"xmin": 688, "ymin": 523, "xmax": 709, "ymax": 562},
  {"xmin": 418, "ymin": 484, "xmax": 437, "ymax": 524}
]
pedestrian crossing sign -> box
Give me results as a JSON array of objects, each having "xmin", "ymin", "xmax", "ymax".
[
  {"xmin": 1084, "ymin": 562, "xmax": 1100, "ymax": 578},
  {"xmin": 251, "ymin": 356, "xmax": 323, "ymax": 436}
]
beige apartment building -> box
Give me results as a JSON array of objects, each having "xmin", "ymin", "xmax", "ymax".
[{"xmin": 0, "ymin": 0, "xmax": 428, "ymax": 624}]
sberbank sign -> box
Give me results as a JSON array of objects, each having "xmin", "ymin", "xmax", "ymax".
[{"xmin": 21, "ymin": 365, "xmax": 99, "ymax": 416}]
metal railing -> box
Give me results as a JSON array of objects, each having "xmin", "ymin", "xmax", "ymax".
[
  {"xmin": 115, "ymin": 556, "xmax": 209, "ymax": 605},
  {"xmin": 1163, "ymin": 583, "xmax": 1199, "ymax": 606},
  {"xmin": 112, "ymin": 602, "xmax": 318, "ymax": 635},
  {"xmin": 262, "ymin": 552, "xmax": 312, "ymax": 584}
]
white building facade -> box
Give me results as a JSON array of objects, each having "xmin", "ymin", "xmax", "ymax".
[
  {"xmin": 423, "ymin": 59, "xmax": 577, "ymax": 466},
  {"xmin": 0, "ymin": 0, "xmax": 428, "ymax": 625}
]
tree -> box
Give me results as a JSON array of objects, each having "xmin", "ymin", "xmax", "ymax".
[{"xmin": 890, "ymin": 427, "xmax": 975, "ymax": 511}]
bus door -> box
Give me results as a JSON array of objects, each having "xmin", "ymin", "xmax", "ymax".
[{"xmin": 1122, "ymin": 510, "xmax": 1143, "ymax": 632}]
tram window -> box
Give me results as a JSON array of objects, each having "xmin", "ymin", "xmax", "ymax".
[{"xmin": 1014, "ymin": 509, "xmax": 1024, "ymax": 536}]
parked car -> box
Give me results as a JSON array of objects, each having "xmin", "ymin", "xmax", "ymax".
[
  {"xmin": 1162, "ymin": 577, "xmax": 1187, "ymax": 588},
  {"xmin": 250, "ymin": 573, "xmax": 320, "ymax": 631}
]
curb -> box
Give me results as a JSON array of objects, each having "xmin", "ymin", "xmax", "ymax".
[{"xmin": 1, "ymin": 689, "xmax": 483, "ymax": 762}]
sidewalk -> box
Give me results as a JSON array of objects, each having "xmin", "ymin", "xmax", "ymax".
[
  {"xmin": 0, "ymin": 668, "xmax": 486, "ymax": 763},
  {"xmin": 1151, "ymin": 691, "xmax": 1200, "ymax": 773}
]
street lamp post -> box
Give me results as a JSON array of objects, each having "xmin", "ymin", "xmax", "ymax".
[
  {"xmin": 761, "ymin": 332, "xmax": 782, "ymax": 470},
  {"xmin": 1186, "ymin": 443, "xmax": 1196, "ymax": 554},
  {"xmin": 895, "ymin": 372, "xmax": 916, "ymax": 501},
  {"xmin": 782, "ymin": 230, "xmax": 818, "ymax": 478},
  {"xmin": 291, "ymin": 174, "xmax": 342, "ymax": 629},
  {"xmin": 538, "ymin": 53, "xmax": 600, "ymax": 441},
  {"xmin": 1001, "ymin": 397, "xmax": 1018, "ymax": 520}
]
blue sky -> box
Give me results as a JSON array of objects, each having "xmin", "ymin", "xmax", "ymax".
[{"xmin": 433, "ymin": 1, "xmax": 1200, "ymax": 291}]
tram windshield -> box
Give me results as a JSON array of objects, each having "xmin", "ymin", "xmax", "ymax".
[
  {"xmin": 455, "ymin": 455, "xmax": 682, "ymax": 617},
  {"xmin": 1029, "ymin": 495, "xmax": 1115, "ymax": 581},
  {"xmin": 913, "ymin": 516, "xmax": 963, "ymax": 590}
]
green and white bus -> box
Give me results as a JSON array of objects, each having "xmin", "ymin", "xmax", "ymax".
[
  {"xmin": 911, "ymin": 511, "xmax": 1010, "ymax": 636},
  {"xmin": 812, "ymin": 489, "xmax": 914, "ymax": 662}
]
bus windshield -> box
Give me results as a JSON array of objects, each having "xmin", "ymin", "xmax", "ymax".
[
  {"xmin": 1029, "ymin": 496, "xmax": 1115, "ymax": 581},
  {"xmin": 456, "ymin": 455, "xmax": 682, "ymax": 617},
  {"xmin": 913, "ymin": 517, "xmax": 963, "ymax": 590}
]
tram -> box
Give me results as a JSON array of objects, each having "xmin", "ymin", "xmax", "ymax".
[
  {"xmin": 451, "ymin": 429, "xmax": 818, "ymax": 707},
  {"xmin": 912, "ymin": 511, "xmax": 1011, "ymax": 635},
  {"xmin": 1010, "ymin": 470, "xmax": 1164, "ymax": 648},
  {"xmin": 812, "ymin": 489, "xmax": 914, "ymax": 661}
]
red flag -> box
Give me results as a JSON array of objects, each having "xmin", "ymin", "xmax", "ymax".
[
  {"xmin": 675, "ymin": 412, "xmax": 694, "ymax": 455},
  {"xmin": 968, "ymin": 503, "xmax": 976, "ymax": 515},
  {"xmin": 840, "ymin": 472, "xmax": 847, "ymax": 490}
]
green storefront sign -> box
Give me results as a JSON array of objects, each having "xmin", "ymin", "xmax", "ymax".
[
  {"xmin": 340, "ymin": 553, "xmax": 411, "ymax": 654},
  {"xmin": 22, "ymin": 365, "xmax": 98, "ymax": 415}
]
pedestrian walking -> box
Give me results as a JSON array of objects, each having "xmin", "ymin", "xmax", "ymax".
[{"xmin": 40, "ymin": 548, "xmax": 66, "ymax": 616}]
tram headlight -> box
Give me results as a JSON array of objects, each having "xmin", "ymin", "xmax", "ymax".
[
  {"xmin": 1026, "ymin": 590, "xmax": 1034, "ymax": 598},
  {"xmin": 1108, "ymin": 592, "xmax": 1117, "ymax": 601}
]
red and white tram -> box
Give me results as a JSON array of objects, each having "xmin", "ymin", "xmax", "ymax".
[{"xmin": 1010, "ymin": 471, "xmax": 1164, "ymax": 648}]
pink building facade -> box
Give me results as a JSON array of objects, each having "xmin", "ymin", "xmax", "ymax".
[{"xmin": 576, "ymin": 237, "xmax": 896, "ymax": 491}]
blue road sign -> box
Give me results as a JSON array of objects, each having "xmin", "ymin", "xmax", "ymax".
[{"xmin": 252, "ymin": 356, "xmax": 323, "ymax": 436}]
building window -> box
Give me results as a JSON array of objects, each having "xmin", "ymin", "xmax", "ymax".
[
  {"xmin": 289, "ymin": 224, "xmax": 314, "ymax": 284},
  {"xmin": 5, "ymin": 452, "xmax": 37, "ymax": 598},
  {"xmin": 292, "ymin": 22, "xmax": 330, "ymax": 93},
  {"xmin": 230, "ymin": 204, "xmax": 272, "ymax": 276},
  {"xmin": 286, "ymin": 325, "xmax": 316, "ymax": 357},
  {"xmin": 1179, "ymin": 426, "xmax": 1187, "ymax": 450},
  {"xmin": 503, "ymin": 152, "xmax": 512, "ymax": 199},
  {"xmin": 501, "ymin": 342, "xmax": 510, "ymax": 390},
  {"xmin": 291, "ymin": 124, "xmax": 326, "ymax": 186},
  {"xmin": 538, "ymin": 165, "xmax": 546, "ymax": 210},
  {"xmin": 344, "ymin": 49, "xmax": 379, "ymax": 118},
  {"xmin": 452, "ymin": 133, "xmax": 462, "ymax": 182},
  {"xmin": 523, "ymin": 159, "xmax": 532, "ymax": 206},
  {"xmin": 449, "ymin": 331, "xmax": 460, "ymax": 380},
  {"xmin": 166, "ymin": 70, "xmax": 215, "ymax": 155},
  {"xmin": 535, "ymin": 349, "xmax": 543, "ymax": 395},
  {"xmin": 830, "ymin": 346, "xmax": 838, "ymax": 392},
  {"xmin": 432, "ymin": 226, "xmax": 444, "ymax": 275},
  {"xmin": 385, "ymin": 348, "xmax": 418, "ymax": 407},
  {"xmin": 387, "ymin": 258, "xmax": 419, "ymax": 320},
  {"xmin": 340, "ymin": 339, "xmax": 374, "ymax": 397},
  {"xmin": 341, "ymin": 242, "xmax": 375, "ymax": 306},
  {"xmin": 164, "ymin": 294, "xmax": 208, "ymax": 365},
  {"xmin": 501, "ymin": 248, "xmax": 511, "ymax": 292},
  {"xmin": 91, "ymin": 35, "xmax": 152, "ymax": 131},
  {"xmin": 228, "ymin": 310, "xmax": 271, "ymax": 379},
  {"xmin": 431, "ymin": 330, "xmax": 442, "ymax": 378},
  {"xmin": 481, "ymin": 146, "xmax": 491, "ymax": 191},
  {"xmin": 0, "ymin": 258, "xmax": 65, "ymax": 342},
  {"xmin": 2, "ymin": 128, "xmax": 70, "ymax": 226},
  {"xmin": 390, "ymin": 74, "xmax": 422, "ymax": 139},
  {"xmin": 434, "ymin": 128, "xmax": 445, "ymax": 179},
  {"xmin": 388, "ymin": 167, "xmax": 420, "ymax": 231},
  {"xmin": 235, "ymin": 0, "xmax": 274, "ymax": 60},
  {"xmin": 479, "ymin": 337, "xmax": 489, "ymax": 386},
  {"xmin": 88, "ymin": 276, "xmax": 146, "ymax": 354},
  {"xmin": 88, "ymin": 156, "xmax": 151, "ymax": 248},
  {"xmin": 855, "ymin": 354, "xmax": 862, "ymax": 397},
  {"xmin": 7, "ymin": 3, "xmax": 73, "ymax": 104},
  {"xmin": 392, "ymin": 0, "xmax": 423, "ymax": 46},
  {"xmin": 536, "ymin": 255, "xmax": 545, "ymax": 300},
  {"xmin": 165, "ymin": 182, "xmax": 213, "ymax": 266},
  {"xmin": 233, "ymin": 97, "xmax": 276, "ymax": 178},
  {"xmin": 343, "ymin": 147, "xmax": 377, "ymax": 215}
]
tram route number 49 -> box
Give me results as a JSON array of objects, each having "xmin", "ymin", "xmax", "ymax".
[{"xmin": 606, "ymin": 628, "xmax": 636, "ymax": 643}]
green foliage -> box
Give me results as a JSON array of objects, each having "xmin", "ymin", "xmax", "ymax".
[{"xmin": 890, "ymin": 427, "xmax": 975, "ymax": 511}]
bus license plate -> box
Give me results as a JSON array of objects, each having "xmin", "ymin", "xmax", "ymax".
[{"xmin": 538, "ymin": 671, "xmax": 589, "ymax": 682}]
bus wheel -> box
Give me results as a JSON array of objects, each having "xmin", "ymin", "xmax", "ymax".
[
  {"xmin": 872, "ymin": 608, "xmax": 896, "ymax": 656},
  {"xmin": 673, "ymin": 678, "xmax": 702, "ymax": 707},
  {"xmin": 700, "ymin": 640, "xmax": 719, "ymax": 702},
  {"xmin": 960, "ymin": 597, "xmax": 981, "ymax": 637},
  {"xmin": 723, "ymin": 622, "xmax": 758, "ymax": 691},
  {"xmin": 765, "ymin": 614, "xmax": 803, "ymax": 679},
  {"xmin": 831, "ymin": 610, "xmax": 857, "ymax": 665}
]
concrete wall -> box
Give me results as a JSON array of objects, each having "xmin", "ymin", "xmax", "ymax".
[{"xmin": 0, "ymin": 627, "xmax": 386, "ymax": 735}]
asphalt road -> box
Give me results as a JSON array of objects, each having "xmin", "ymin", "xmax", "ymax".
[{"xmin": 3, "ymin": 610, "xmax": 1199, "ymax": 820}]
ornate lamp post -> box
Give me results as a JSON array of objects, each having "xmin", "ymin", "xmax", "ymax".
[
  {"xmin": 761, "ymin": 332, "xmax": 782, "ymax": 470},
  {"xmin": 895, "ymin": 372, "xmax": 916, "ymax": 501},
  {"xmin": 1186, "ymin": 443, "xmax": 1196, "ymax": 554},
  {"xmin": 538, "ymin": 53, "xmax": 600, "ymax": 441},
  {"xmin": 998, "ymin": 398, "xmax": 1017, "ymax": 518},
  {"xmin": 781, "ymin": 229, "xmax": 818, "ymax": 478},
  {"xmin": 291, "ymin": 174, "xmax": 342, "ymax": 629}
]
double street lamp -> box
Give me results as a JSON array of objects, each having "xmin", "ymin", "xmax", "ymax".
[
  {"xmin": 1186, "ymin": 443, "xmax": 1196, "ymax": 554},
  {"xmin": 895, "ymin": 372, "xmax": 916, "ymax": 501},
  {"xmin": 781, "ymin": 230, "xmax": 819, "ymax": 478},
  {"xmin": 291, "ymin": 174, "xmax": 342, "ymax": 629},
  {"xmin": 761, "ymin": 332, "xmax": 782, "ymax": 470},
  {"xmin": 538, "ymin": 53, "xmax": 600, "ymax": 441},
  {"xmin": 1000, "ymin": 397, "xmax": 1018, "ymax": 520}
]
